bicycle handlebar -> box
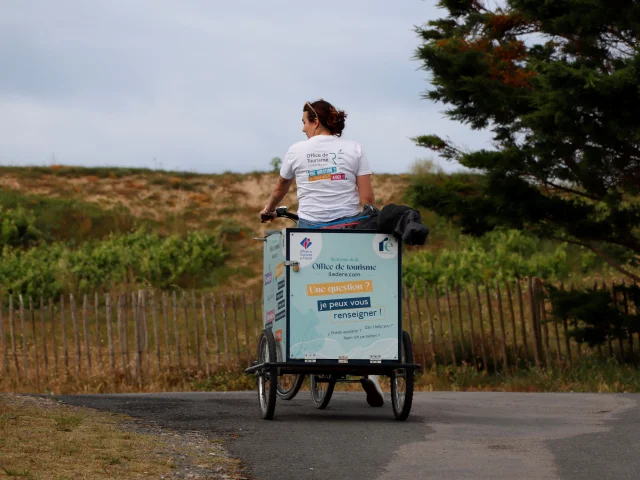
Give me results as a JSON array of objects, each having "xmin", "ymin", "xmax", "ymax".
[{"xmin": 261, "ymin": 206, "xmax": 299, "ymax": 223}]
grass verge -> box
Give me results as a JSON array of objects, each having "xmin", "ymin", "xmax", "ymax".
[
  {"xmin": 199, "ymin": 356, "xmax": 640, "ymax": 394},
  {"xmin": 0, "ymin": 394, "xmax": 243, "ymax": 480},
  {"xmin": 415, "ymin": 356, "xmax": 640, "ymax": 393}
]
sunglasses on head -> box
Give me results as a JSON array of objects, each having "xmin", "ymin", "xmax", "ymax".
[{"xmin": 306, "ymin": 101, "xmax": 318, "ymax": 119}]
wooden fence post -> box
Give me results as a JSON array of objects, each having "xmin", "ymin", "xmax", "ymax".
[
  {"xmin": 404, "ymin": 288, "xmax": 414, "ymax": 344},
  {"xmin": 182, "ymin": 293, "xmax": 192, "ymax": 371},
  {"xmin": 505, "ymin": 282, "xmax": 519, "ymax": 365},
  {"xmin": 434, "ymin": 287, "xmax": 447, "ymax": 365},
  {"xmin": 117, "ymin": 294, "xmax": 126, "ymax": 374},
  {"xmin": 412, "ymin": 286, "xmax": 427, "ymax": 367},
  {"xmin": 473, "ymin": 284, "xmax": 489, "ymax": 371},
  {"xmin": 221, "ymin": 295, "xmax": 231, "ymax": 368},
  {"xmin": 465, "ymin": 288, "xmax": 477, "ymax": 367},
  {"xmin": 559, "ymin": 283, "xmax": 573, "ymax": 366},
  {"xmin": 0, "ymin": 299, "xmax": 8, "ymax": 376},
  {"xmin": 94, "ymin": 293, "xmax": 103, "ymax": 374},
  {"xmin": 444, "ymin": 287, "xmax": 457, "ymax": 366},
  {"xmin": 19, "ymin": 295, "xmax": 29, "ymax": 378},
  {"xmin": 516, "ymin": 281, "xmax": 530, "ymax": 364},
  {"xmin": 211, "ymin": 293, "xmax": 221, "ymax": 368},
  {"xmin": 105, "ymin": 294, "xmax": 115, "ymax": 374},
  {"xmin": 9, "ymin": 296, "xmax": 20, "ymax": 379},
  {"xmin": 527, "ymin": 278, "xmax": 541, "ymax": 367},
  {"xmin": 242, "ymin": 292, "xmax": 251, "ymax": 368},
  {"xmin": 29, "ymin": 297, "xmax": 40, "ymax": 388},
  {"xmin": 138, "ymin": 291, "xmax": 149, "ymax": 370},
  {"xmin": 123, "ymin": 294, "xmax": 130, "ymax": 373},
  {"xmin": 49, "ymin": 298, "xmax": 58, "ymax": 376},
  {"xmin": 483, "ymin": 282, "xmax": 498, "ymax": 373},
  {"xmin": 39, "ymin": 298, "xmax": 48, "ymax": 378},
  {"xmin": 423, "ymin": 285, "xmax": 437, "ymax": 367},
  {"xmin": 60, "ymin": 295, "xmax": 69, "ymax": 376},
  {"xmin": 191, "ymin": 291, "xmax": 201, "ymax": 372},
  {"xmin": 495, "ymin": 281, "xmax": 509, "ymax": 372},
  {"xmin": 536, "ymin": 280, "xmax": 551, "ymax": 366},
  {"xmin": 201, "ymin": 294, "xmax": 211, "ymax": 376},
  {"xmin": 232, "ymin": 292, "xmax": 241, "ymax": 366},
  {"xmin": 541, "ymin": 287, "xmax": 561, "ymax": 365},
  {"xmin": 151, "ymin": 292, "xmax": 161, "ymax": 371},
  {"xmin": 82, "ymin": 295, "xmax": 92, "ymax": 372},
  {"xmin": 455, "ymin": 286, "xmax": 466, "ymax": 361},
  {"xmin": 132, "ymin": 292, "xmax": 141, "ymax": 384},
  {"xmin": 161, "ymin": 291, "xmax": 171, "ymax": 369},
  {"xmin": 69, "ymin": 294, "xmax": 81, "ymax": 376},
  {"xmin": 172, "ymin": 291, "xmax": 182, "ymax": 368}
]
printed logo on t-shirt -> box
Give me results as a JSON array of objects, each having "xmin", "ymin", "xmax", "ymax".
[
  {"xmin": 329, "ymin": 149, "xmax": 345, "ymax": 166},
  {"xmin": 308, "ymin": 166, "xmax": 337, "ymax": 182},
  {"xmin": 305, "ymin": 149, "xmax": 347, "ymax": 182}
]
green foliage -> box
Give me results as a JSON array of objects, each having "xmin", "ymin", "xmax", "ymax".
[
  {"xmin": 403, "ymin": 229, "xmax": 575, "ymax": 288},
  {"xmin": 411, "ymin": 0, "xmax": 640, "ymax": 280},
  {"xmin": 549, "ymin": 283, "xmax": 640, "ymax": 347},
  {"xmin": 423, "ymin": 356, "xmax": 640, "ymax": 393},
  {"xmin": 0, "ymin": 230, "xmax": 226, "ymax": 298},
  {"xmin": 191, "ymin": 370, "xmax": 256, "ymax": 391},
  {"xmin": 270, "ymin": 157, "xmax": 282, "ymax": 173},
  {"xmin": 0, "ymin": 207, "xmax": 42, "ymax": 248},
  {"xmin": 0, "ymin": 189, "xmax": 135, "ymax": 244}
]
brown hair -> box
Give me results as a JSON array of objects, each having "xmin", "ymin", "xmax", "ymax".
[{"xmin": 303, "ymin": 99, "xmax": 347, "ymax": 137}]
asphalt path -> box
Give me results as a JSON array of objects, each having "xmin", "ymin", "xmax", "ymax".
[{"xmin": 58, "ymin": 391, "xmax": 639, "ymax": 480}]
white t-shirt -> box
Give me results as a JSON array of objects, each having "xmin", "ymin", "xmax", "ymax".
[{"xmin": 280, "ymin": 135, "xmax": 372, "ymax": 222}]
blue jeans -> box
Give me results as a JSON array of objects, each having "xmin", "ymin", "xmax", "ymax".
[{"xmin": 297, "ymin": 214, "xmax": 361, "ymax": 228}]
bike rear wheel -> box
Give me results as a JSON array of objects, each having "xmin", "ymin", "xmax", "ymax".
[
  {"xmin": 277, "ymin": 374, "xmax": 305, "ymax": 400},
  {"xmin": 257, "ymin": 330, "xmax": 278, "ymax": 420},
  {"xmin": 310, "ymin": 374, "xmax": 336, "ymax": 409},
  {"xmin": 391, "ymin": 330, "xmax": 414, "ymax": 421}
]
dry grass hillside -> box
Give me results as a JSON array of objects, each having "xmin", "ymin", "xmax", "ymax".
[{"xmin": 0, "ymin": 166, "xmax": 412, "ymax": 289}]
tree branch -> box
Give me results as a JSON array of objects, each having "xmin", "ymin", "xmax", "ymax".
[
  {"xmin": 543, "ymin": 180, "xmax": 601, "ymax": 201},
  {"xmin": 551, "ymin": 235, "xmax": 640, "ymax": 283}
]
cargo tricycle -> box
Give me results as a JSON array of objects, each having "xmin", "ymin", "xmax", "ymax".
[{"xmin": 245, "ymin": 207, "xmax": 420, "ymax": 420}]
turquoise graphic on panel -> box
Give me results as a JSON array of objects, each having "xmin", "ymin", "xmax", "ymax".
[{"xmin": 287, "ymin": 231, "xmax": 400, "ymax": 360}]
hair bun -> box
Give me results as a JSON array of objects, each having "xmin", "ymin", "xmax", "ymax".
[
  {"xmin": 303, "ymin": 99, "xmax": 347, "ymax": 137},
  {"xmin": 326, "ymin": 107, "xmax": 347, "ymax": 137}
]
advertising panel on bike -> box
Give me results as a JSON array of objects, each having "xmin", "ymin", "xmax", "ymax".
[
  {"xmin": 287, "ymin": 231, "xmax": 400, "ymax": 361},
  {"xmin": 263, "ymin": 231, "xmax": 287, "ymax": 361}
]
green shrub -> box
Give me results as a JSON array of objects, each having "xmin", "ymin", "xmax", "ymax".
[
  {"xmin": 0, "ymin": 189, "xmax": 135, "ymax": 244},
  {"xmin": 0, "ymin": 230, "xmax": 226, "ymax": 298},
  {"xmin": 0, "ymin": 206, "xmax": 42, "ymax": 247},
  {"xmin": 403, "ymin": 229, "xmax": 574, "ymax": 288}
]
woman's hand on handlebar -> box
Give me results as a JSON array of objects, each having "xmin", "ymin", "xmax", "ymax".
[{"xmin": 259, "ymin": 205, "xmax": 276, "ymax": 223}]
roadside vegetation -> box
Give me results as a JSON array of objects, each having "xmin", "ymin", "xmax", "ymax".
[
  {"xmin": 0, "ymin": 164, "xmax": 620, "ymax": 299},
  {"xmin": 0, "ymin": 393, "xmax": 243, "ymax": 479},
  {"xmin": 0, "ymin": 162, "xmax": 635, "ymax": 395}
]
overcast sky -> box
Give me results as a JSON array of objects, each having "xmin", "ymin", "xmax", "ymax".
[{"xmin": 0, "ymin": 0, "xmax": 493, "ymax": 174}]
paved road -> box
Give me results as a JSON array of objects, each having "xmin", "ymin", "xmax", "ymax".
[{"xmin": 58, "ymin": 391, "xmax": 639, "ymax": 480}]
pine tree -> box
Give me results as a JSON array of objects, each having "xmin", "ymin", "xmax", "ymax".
[{"xmin": 411, "ymin": 0, "xmax": 640, "ymax": 283}]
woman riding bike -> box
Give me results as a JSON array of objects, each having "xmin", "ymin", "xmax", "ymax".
[{"xmin": 259, "ymin": 99, "xmax": 384, "ymax": 407}]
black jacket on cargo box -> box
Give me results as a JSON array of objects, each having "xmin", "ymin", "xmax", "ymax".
[{"xmin": 353, "ymin": 204, "xmax": 429, "ymax": 246}]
